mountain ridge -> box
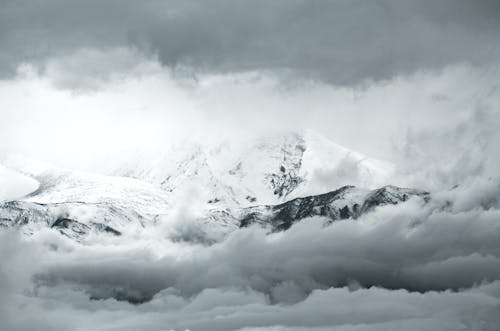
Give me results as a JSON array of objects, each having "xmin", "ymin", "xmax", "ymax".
[
  {"xmin": 107, "ymin": 130, "xmax": 396, "ymax": 208},
  {"xmin": 0, "ymin": 184, "xmax": 429, "ymax": 242},
  {"xmin": 0, "ymin": 130, "xmax": 409, "ymax": 242}
]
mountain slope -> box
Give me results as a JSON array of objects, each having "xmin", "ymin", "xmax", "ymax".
[
  {"xmin": 109, "ymin": 130, "xmax": 395, "ymax": 208},
  {"xmin": 0, "ymin": 200, "xmax": 133, "ymax": 240},
  {"xmin": 0, "ymin": 168, "xmax": 172, "ymax": 240}
]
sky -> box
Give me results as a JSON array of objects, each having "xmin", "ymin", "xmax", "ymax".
[{"xmin": 1, "ymin": 1, "xmax": 500, "ymax": 331}]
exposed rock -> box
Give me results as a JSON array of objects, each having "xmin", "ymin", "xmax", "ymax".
[{"xmin": 239, "ymin": 185, "xmax": 429, "ymax": 231}]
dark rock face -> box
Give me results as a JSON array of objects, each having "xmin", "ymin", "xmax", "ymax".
[
  {"xmin": 93, "ymin": 223, "xmax": 122, "ymax": 236},
  {"xmin": 240, "ymin": 185, "xmax": 429, "ymax": 231},
  {"xmin": 51, "ymin": 218, "xmax": 121, "ymax": 237},
  {"xmin": 52, "ymin": 218, "xmax": 92, "ymax": 236},
  {"xmin": 264, "ymin": 135, "xmax": 306, "ymax": 199},
  {"xmin": 267, "ymin": 171, "xmax": 304, "ymax": 198},
  {"xmin": 0, "ymin": 201, "xmax": 51, "ymax": 228},
  {"xmin": 359, "ymin": 186, "xmax": 418, "ymax": 213}
]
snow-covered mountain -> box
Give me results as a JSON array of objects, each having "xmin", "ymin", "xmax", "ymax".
[
  {"xmin": 0, "ymin": 167, "xmax": 171, "ymax": 240},
  {"xmin": 0, "ymin": 182, "xmax": 428, "ymax": 243},
  {"xmin": 110, "ymin": 130, "xmax": 395, "ymax": 208},
  {"xmin": 0, "ymin": 130, "xmax": 411, "ymax": 242},
  {"xmin": 193, "ymin": 184, "xmax": 428, "ymax": 241}
]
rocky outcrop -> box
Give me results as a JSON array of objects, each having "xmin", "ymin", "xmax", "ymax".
[{"xmin": 239, "ymin": 185, "xmax": 429, "ymax": 231}]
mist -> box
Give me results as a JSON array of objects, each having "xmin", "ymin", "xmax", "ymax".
[{"xmin": 1, "ymin": 53, "xmax": 497, "ymax": 179}]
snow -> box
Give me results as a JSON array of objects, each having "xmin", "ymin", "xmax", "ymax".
[
  {"xmin": 24, "ymin": 170, "xmax": 172, "ymax": 215},
  {"xmin": 0, "ymin": 130, "xmax": 399, "ymax": 241},
  {"xmin": 108, "ymin": 130, "xmax": 395, "ymax": 208}
]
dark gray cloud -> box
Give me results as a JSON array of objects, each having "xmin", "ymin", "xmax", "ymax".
[
  {"xmin": 34, "ymin": 192, "xmax": 500, "ymax": 302},
  {"xmin": 1, "ymin": 0, "xmax": 500, "ymax": 84}
]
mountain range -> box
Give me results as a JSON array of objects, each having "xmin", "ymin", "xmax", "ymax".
[{"xmin": 0, "ymin": 130, "xmax": 427, "ymax": 242}]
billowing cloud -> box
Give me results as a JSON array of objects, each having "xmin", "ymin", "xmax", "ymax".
[
  {"xmin": 2, "ymin": 176, "xmax": 500, "ymax": 330},
  {"xmin": 31, "ymin": 183, "xmax": 500, "ymax": 297}
]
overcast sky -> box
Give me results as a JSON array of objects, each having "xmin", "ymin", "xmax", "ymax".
[{"xmin": 1, "ymin": 0, "xmax": 500, "ymax": 83}]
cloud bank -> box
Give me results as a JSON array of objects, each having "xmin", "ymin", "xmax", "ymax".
[{"xmin": 2, "ymin": 174, "xmax": 500, "ymax": 330}]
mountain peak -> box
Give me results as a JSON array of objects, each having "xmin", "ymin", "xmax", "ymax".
[{"xmin": 101, "ymin": 130, "xmax": 395, "ymax": 208}]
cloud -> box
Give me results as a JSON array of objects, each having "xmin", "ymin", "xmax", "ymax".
[
  {"xmin": 3, "ymin": 246, "xmax": 500, "ymax": 331},
  {"xmin": 0, "ymin": 1, "xmax": 499, "ymax": 84},
  {"xmin": 0, "ymin": 231, "xmax": 68, "ymax": 330},
  {"xmin": 0, "ymin": 165, "xmax": 39, "ymax": 201},
  {"xmin": 2, "ymin": 146, "xmax": 500, "ymax": 329},
  {"xmin": 395, "ymin": 107, "xmax": 500, "ymax": 191},
  {"xmin": 1, "ymin": 58, "xmax": 498, "ymax": 174},
  {"xmin": 32, "ymin": 190, "xmax": 500, "ymax": 300}
]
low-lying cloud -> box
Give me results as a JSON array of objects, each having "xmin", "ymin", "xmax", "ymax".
[{"xmin": 2, "ymin": 174, "xmax": 500, "ymax": 330}]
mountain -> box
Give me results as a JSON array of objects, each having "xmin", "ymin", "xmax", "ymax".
[
  {"xmin": 0, "ymin": 130, "xmax": 412, "ymax": 242},
  {"xmin": 23, "ymin": 170, "xmax": 171, "ymax": 214},
  {"xmin": 0, "ymin": 169, "xmax": 171, "ymax": 240},
  {"xmin": 110, "ymin": 130, "xmax": 395, "ymax": 208},
  {"xmin": 194, "ymin": 185, "xmax": 429, "ymax": 242},
  {"xmin": 0, "ymin": 183, "xmax": 428, "ymax": 242},
  {"xmin": 0, "ymin": 200, "xmax": 127, "ymax": 240}
]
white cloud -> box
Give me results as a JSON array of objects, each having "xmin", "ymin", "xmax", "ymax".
[{"xmin": 1, "ymin": 52, "xmax": 499, "ymax": 181}]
